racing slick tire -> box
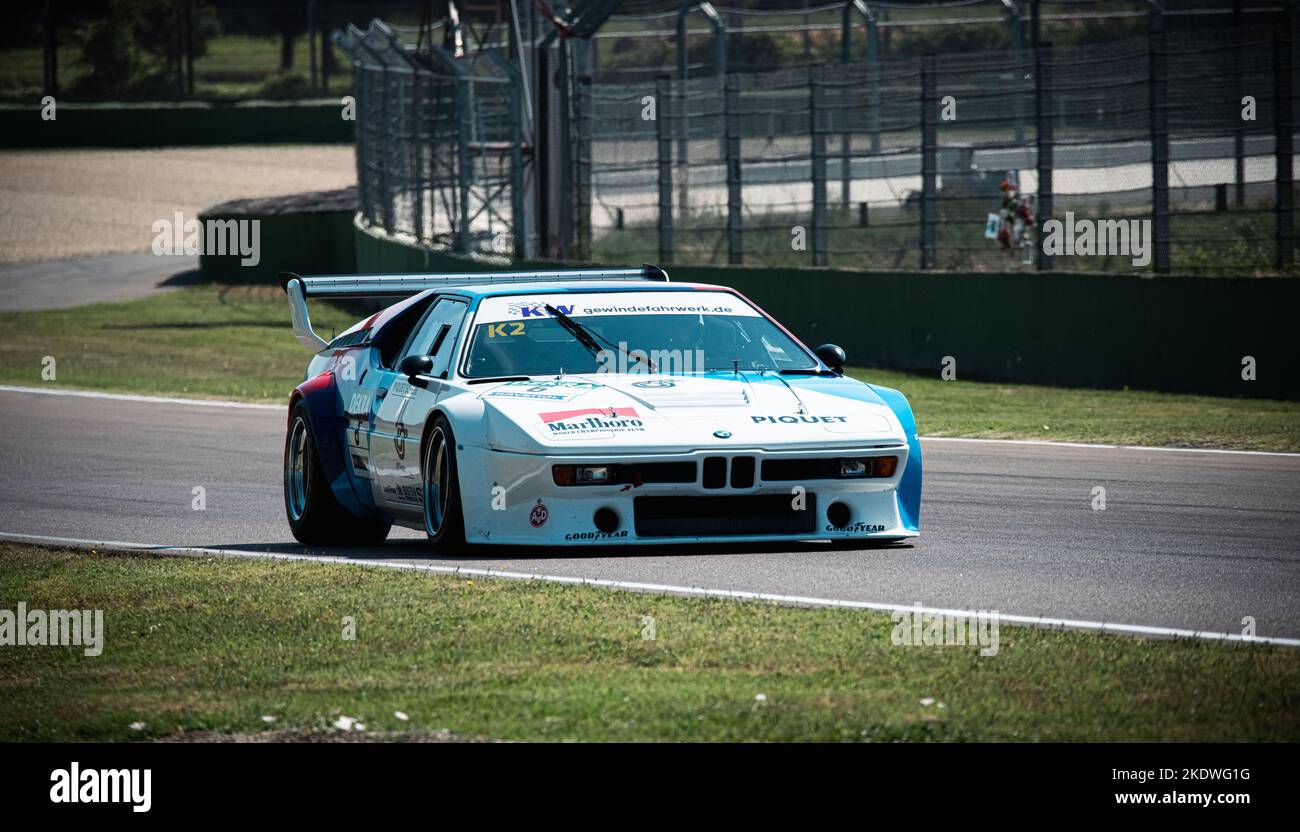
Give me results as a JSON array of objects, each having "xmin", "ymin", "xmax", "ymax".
[
  {"xmin": 421, "ymin": 413, "xmax": 466, "ymax": 551},
  {"xmin": 284, "ymin": 401, "xmax": 391, "ymax": 546}
]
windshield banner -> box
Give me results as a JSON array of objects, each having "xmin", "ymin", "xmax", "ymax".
[{"xmin": 473, "ymin": 292, "xmax": 760, "ymax": 324}]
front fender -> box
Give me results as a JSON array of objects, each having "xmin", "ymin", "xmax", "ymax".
[{"xmin": 868, "ymin": 383, "xmax": 922, "ymax": 532}]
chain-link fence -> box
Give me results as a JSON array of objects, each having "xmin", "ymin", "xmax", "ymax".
[
  {"xmin": 583, "ymin": 16, "xmax": 1296, "ymax": 274},
  {"xmin": 317, "ymin": 1, "xmax": 1299, "ymax": 275},
  {"xmin": 336, "ymin": 19, "xmax": 525, "ymax": 257}
]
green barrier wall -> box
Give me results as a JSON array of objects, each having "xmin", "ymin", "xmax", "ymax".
[
  {"xmin": 0, "ymin": 100, "xmax": 353, "ymax": 147},
  {"xmin": 346, "ymin": 219, "xmax": 1300, "ymax": 400},
  {"xmin": 198, "ymin": 211, "xmax": 355, "ymax": 282}
]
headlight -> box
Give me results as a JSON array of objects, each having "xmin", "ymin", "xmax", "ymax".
[
  {"xmin": 839, "ymin": 460, "xmax": 868, "ymax": 477},
  {"xmin": 553, "ymin": 465, "xmax": 613, "ymax": 486},
  {"xmin": 838, "ymin": 456, "xmax": 898, "ymax": 478}
]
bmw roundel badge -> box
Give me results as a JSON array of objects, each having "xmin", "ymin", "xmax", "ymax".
[{"xmin": 713, "ymin": 430, "xmax": 732, "ymax": 439}]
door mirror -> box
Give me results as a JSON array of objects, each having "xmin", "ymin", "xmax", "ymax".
[
  {"xmin": 398, "ymin": 354, "xmax": 433, "ymax": 380},
  {"xmin": 814, "ymin": 343, "xmax": 846, "ymax": 373}
]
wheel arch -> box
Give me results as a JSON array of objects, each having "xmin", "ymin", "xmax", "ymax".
[{"xmin": 289, "ymin": 371, "xmax": 368, "ymax": 516}]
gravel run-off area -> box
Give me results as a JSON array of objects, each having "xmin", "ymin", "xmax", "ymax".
[{"xmin": 0, "ymin": 146, "xmax": 356, "ymax": 265}]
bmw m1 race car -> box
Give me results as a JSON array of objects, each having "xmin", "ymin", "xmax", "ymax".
[{"xmin": 280, "ymin": 266, "xmax": 921, "ymax": 549}]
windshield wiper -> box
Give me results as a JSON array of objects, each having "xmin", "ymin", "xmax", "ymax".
[
  {"xmin": 544, "ymin": 304, "xmax": 657, "ymax": 372},
  {"xmin": 467, "ymin": 375, "xmax": 532, "ymax": 385}
]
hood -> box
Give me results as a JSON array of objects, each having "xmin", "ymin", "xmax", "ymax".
[{"xmin": 477, "ymin": 373, "xmax": 906, "ymax": 453}]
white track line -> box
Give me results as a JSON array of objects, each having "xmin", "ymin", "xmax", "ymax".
[
  {"xmin": 4, "ymin": 530, "xmax": 1297, "ymax": 648},
  {"xmin": 0, "ymin": 384, "xmax": 280, "ymax": 411},
  {"xmin": 2, "ymin": 384, "xmax": 1296, "ymax": 458}
]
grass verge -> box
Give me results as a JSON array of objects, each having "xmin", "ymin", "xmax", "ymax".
[
  {"xmin": 0, "ymin": 285, "xmax": 356, "ymax": 402},
  {"xmin": 0, "ymin": 284, "xmax": 1294, "ymax": 450},
  {"xmin": 1, "ymin": 544, "xmax": 1297, "ymax": 742}
]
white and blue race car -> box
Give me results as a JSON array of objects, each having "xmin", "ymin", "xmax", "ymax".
[{"xmin": 280, "ymin": 266, "xmax": 921, "ymax": 549}]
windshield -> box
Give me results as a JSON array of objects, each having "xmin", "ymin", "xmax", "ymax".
[{"xmin": 462, "ymin": 290, "xmax": 817, "ymax": 378}]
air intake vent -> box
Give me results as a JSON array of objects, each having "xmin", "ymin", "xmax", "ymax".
[{"xmin": 634, "ymin": 495, "xmax": 818, "ymax": 538}]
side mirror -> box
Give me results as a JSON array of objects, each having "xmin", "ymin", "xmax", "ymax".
[
  {"xmin": 398, "ymin": 354, "xmax": 433, "ymax": 380},
  {"xmin": 814, "ymin": 343, "xmax": 846, "ymax": 374}
]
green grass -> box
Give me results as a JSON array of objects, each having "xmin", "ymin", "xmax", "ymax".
[
  {"xmin": 0, "ymin": 283, "xmax": 1294, "ymax": 449},
  {"xmin": 0, "ymin": 35, "xmax": 354, "ymax": 103},
  {"xmin": 0, "ymin": 285, "xmax": 356, "ymax": 402},
  {"xmin": 1, "ymin": 544, "xmax": 1297, "ymax": 742}
]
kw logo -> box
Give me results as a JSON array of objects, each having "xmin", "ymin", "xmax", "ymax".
[{"xmin": 506, "ymin": 302, "xmax": 575, "ymax": 318}]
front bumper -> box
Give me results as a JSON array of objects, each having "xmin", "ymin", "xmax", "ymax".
[{"xmin": 456, "ymin": 443, "xmax": 917, "ymax": 546}]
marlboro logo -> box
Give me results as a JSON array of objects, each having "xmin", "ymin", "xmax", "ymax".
[{"xmin": 538, "ymin": 407, "xmax": 645, "ymax": 436}]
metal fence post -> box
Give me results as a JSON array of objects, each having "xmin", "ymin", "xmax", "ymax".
[
  {"xmin": 725, "ymin": 74, "xmax": 743, "ymax": 265},
  {"xmin": 676, "ymin": 5, "xmax": 728, "ymax": 218},
  {"xmin": 455, "ymin": 76, "xmax": 473, "ymax": 254},
  {"xmin": 558, "ymin": 43, "xmax": 573, "ymax": 260},
  {"xmin": 1036, "ymin": 41, "xmax": 1054, "ymax": 271},
  {"xmin": 867, "ymin": 10, "xmax": 881, "ymax": 154},
  {"xmin": 676, "ymin": 15, "xmax": 690, "ymax": 216},
  {"xmin": 308, "ymin": 0, "xmax": 318, "ymax": 94},
  {"xmin": 1276, "ymin": 20, "xmax": 1295, "ymax": 269},
  {"xmin": 509, "ymin": 67, "xmax": 527, "ymax": 259},
  {"xmin": 811, "ymin": 69, "xmax": 829, "ymax": 267},
  {"xmin": 841, "ymin": 1, "xmax": 874, "ymax": 208},
  {"xmin": 1149, "ymin": 8, "xmax": 1170, "ymax": 273},
  {"xmin": 1234, "ymin": 0, "xmax": 1246, "ymax": 206},
  {"xmin": 1009, "ymin": 1, "xmax": 1025, "ymax": 145},
  {"xmin": 42, "ymin": 3, "xmax": 57, "ymax": 97},
  {"xmin": 413, "ymin": 70, "xmax": 425, "ymax": 246},
  {"xmin": 576, "ymin": 74, "xmax": 594, "ymax": 261},
  {"xmin": 920, "ymin": 54, "xmax": 938, "ymax": 270},
  {"xmin": 173, "ymin": 0, "xmax": 184, "ymax": 98},
  {"xmin": 381, "ymin": 65, "xmax": 395, "ymax": 235},
  {"xmin": 656, "ymin": 75, "xmax": 675, "ymax": 264},
  {"xmin": 185, "ymin": 0, "xmax": 195, "ymax": 95}
]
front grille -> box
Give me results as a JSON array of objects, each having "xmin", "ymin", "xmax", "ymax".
[
  {"xmin": 634, "ymin": 494, "xmax": 818, "ymax": 538},
  {"xmin": 703, "ymin": 457, "xmax": 726, "ymax": 489},
  {"xmin": 612, "ymin": 461, "xmax": 696, "ymax": 485},
  {"xmin": 730, "ymin": 456, "xmax": 755, "ymax": 488}
]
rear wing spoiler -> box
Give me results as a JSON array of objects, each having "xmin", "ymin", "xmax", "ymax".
[{"xmin": 280, "ymin": 265, "xmax": 670, "ymax": 352}]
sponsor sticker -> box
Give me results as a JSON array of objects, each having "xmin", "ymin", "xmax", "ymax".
[
  {"xmin": 529, "ymin": 500, "xmax": 549, "ymax": 528},
  {"xmin": 827, "ymin": 522, "xmax": 887, "ymax": 533},
  {"xmin": 537, "ymin": 407, "xmax": 647, "ymax": 440},
  {"xmin": 752, "ymin": 415, "xmax": 849, "ymax": 425},
  {"xmin": 474, "ymin": 291, "xmax": 761, "ymax": 324},
  {"xmin": 485, "ymin": 380, "xmax": 600, "ymax": 403},
  {"xmin": 565, "ymin": 530, "xmax": 629, "ymax": 541}
]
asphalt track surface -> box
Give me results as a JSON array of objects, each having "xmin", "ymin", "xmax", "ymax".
[
  {"xmin": 3, "ymin": 386, "xmax": 1298, "ymax": 641},
  {"xmin": 0, "ymin": 253, "xmax": 199, "ymax": 311}
]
